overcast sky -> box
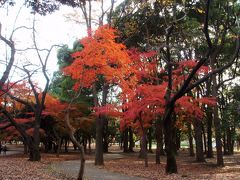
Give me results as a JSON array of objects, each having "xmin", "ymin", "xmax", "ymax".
[{"xmin": 0, "ymin": 0, "xmax": 122, "ymax": 89}]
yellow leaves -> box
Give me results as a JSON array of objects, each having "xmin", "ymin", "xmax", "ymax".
[
  {"xmin": 124, "ymin": 20, "xmax": 139, "ymax": 37},
  {"xmin": 196, "ymin": 8, "xmax": 205, "ymax": 14},
  {"xmin": 156, "ymin": 0, "xmax": 174, "ymax": 6}
]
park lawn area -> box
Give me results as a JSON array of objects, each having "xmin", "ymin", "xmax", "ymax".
[
  {"xmin": 1, "ymin": 148, "xmax": 240, "ymax": 180},
  {"xmin": 104, "ymin": 150, "xmax": 240, "ymax": 179}
]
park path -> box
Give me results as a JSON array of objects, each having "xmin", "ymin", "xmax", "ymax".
[
  {"xmin": 3, "ymin": 144, "xmax": 147, "ymax": 179},
  {"xmin": 52, "ymin": 153, "xmax": 147, "ymax": 180}
]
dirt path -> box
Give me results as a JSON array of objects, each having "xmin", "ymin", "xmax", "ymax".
[{"xmin": 52, "ymin": 153, "xmax": 147, "ymax": 180}]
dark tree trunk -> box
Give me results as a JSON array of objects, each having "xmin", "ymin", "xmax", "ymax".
[
  {"xmin": 24, "ymin": 141, "xmax": 28, "ymax": 155},
  {"xmin": 29, "ymin": 121, "xmax": 41, "ymax": 161},
  {"xmin": 138, "ymin": 113, "xmax": 148, "ymax": 167},
  {"xmin": 128, "ymin": 127, "xmax": 134, "ymax": 152},
  {"xmin": 138, "ymin": 134, "xmax": 148, "ymax": 167},
  {"xmin": 227, "ymin": 128, "xmax": 234, "ymax": 155},
  {"xmin": 187, "ymin": 122, "xmax": 194, "ymax": 157},
  {"xmin": 206, "ymin": 79, "xmax": 214, "ymax": 158},
  {"xmin": 123, "ymin": 128, "xmax": 129, "ymax": 153},
  {"xmin": 212, "ymin": 92, "xmax": 224, "ymax": 165},
  {"xmin": 95, "ymin": 116, "xmax": 104, "ymax": 165},
  {"xmin": 103, "ymin": 117, "xmax": 108, "ymax": 153},
  {"xmin": 88, "ymin": 136, "xmax": 92, "ymax": 154},
  {"xmin": 223, "ymin": 132, "xmax": 228, "ymax": 155},
  {"xmin": 176, "ymin": 129, "xmax": 181, "ymax": 151},
  {"xmin": 194, "ymin": 120, "xmax": 205, "ymax": 162},
  {"xmin": 148, "ymin": 127, "xmax": 153, "ymax": 153},
  {"xmin": 155, "ymin": 119, "xmax": 161, "ymax": 164},
  {"xmin": 211, "ymin": 51, "xmax": 224, "ymax": 166},
  {"xmin": 56, "ymin": 138, "xmax": 61, "ymax": 157},
  {"xmin": 95, "ymin": 83, "xmax": 108, "ymax": 165},
  {"xmin": 206, "ymin": 109, "xmax": 214, "ymax": 158},
  {"xmin": 64, "ymin": 138, "xmax": 68, "ymax": 152},
  {"xmin": 163, "ymin": 106, "xmax": 177, "ymax": 174},
  {"xmin": 29, "ymin": 141, "xmax": 41, "ymax": 161}
]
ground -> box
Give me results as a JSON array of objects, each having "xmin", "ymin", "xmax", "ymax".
[{"xmin": 1, "ymin": 145, "xmax": 240, "ymax": 179}]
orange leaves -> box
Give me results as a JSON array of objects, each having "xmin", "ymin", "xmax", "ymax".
[
  {"xmin": 43, "ymin": 93, "xmax": 67, "ymax": 118},
  {"xmin": 63, "ymin": 25, "xmax": 134, "ymax": 90}
]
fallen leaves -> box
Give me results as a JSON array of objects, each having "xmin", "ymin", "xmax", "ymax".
[{"xmin": 104, "ymin": 151, "xmax": 240, "ymax": 180}]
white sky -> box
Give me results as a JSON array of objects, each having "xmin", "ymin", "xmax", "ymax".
[{"xmin": 0, "ymin": 0, "xmax": 122, "ymax": 89}]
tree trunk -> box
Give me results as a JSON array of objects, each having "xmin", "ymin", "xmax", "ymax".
[
  {"xmin": 206, "ymin": 109, "xmax": 214, "ymax": 158},
  {"xmin": 176, "ymin": 129, "xmax": 181, "ymax": 151},
  {"xmin": 227, "ymin": 128, "xmax": 234, "ymax": 155},
  {"xmin": 202, "ymin": 126, "xmax": 207, "ymax": 154},
  {"xmin": 123, "ymin": 128, "xmax": 129, "ymax": 153},
  {"xmin": 29, "ymin": 122, "xmax": 41, "ymax": 161},
  {"xmin": 88, "ymin": 136, "xmax": 92, "ymax": 154},
  {"xmin": 56, "ymin": 138, "xmax": 61, "ymax": 158},
  {"xmin": 148, "ymin": 127, "xmax": 153, "ymax": 153},
  {"xmin": 206, "ymin": 79, "xmax": 214, "ymax": 158},
  {"xmin": 95, "ymin": 116, "xmax": 104, "ymax": 165},
  {"xmin": 128, "ymin": 127, "xmax": 134, "ymax": 152},
  {"xmin": 223, "ymin": 132, "xmax": 228, "ymax": 155},
  {"xmin": 139, "ymin": 114, "xmax": 148, "ymax": 167},
  {"xmin": 94, "ymin": 83, "xmax": 107, "ymax": 165},
  {"xmin": 64, "ymin": 138, "xmax": 68, "ymax": 152},
  {"xmin": 23, "ymin": 141, "xmax": 28, "ymax": 155},
  {"xmin": 163, "ymin": 106, "xmax": 177, "ymax": 174},
  {"xmin": 187, "ymin": 122, "xmax": 194, "ymax": 157},
  {"xmin": 155, "ymin": 119, "xmax": 161, "ymax": 164},
  {"xmin": 103, "ymin": 116, "xmax": 108, "ymax": 153},
  {"xmin": 65, "ymin": 110, "xmax": 85, "ymax": 180},
  {"xmin": 29, "ymin": 141, "xmax": 41, "ymax": 161},
  {"xmin": 212, "ymin": 74, "xmax": 224, "ymax": 166},
  {"xmin": 194, "ymin": 120, "xmax": 205, "ymax": 162}
]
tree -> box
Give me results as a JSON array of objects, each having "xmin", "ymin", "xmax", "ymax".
[{"xmin": 63, "ymin": 25, "xmax": 135, "ymax": 166}]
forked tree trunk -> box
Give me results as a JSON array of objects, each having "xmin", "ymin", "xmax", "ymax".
[{"xmin": 65, "ymin": 110, "xmax": 85, "ymax": 180}]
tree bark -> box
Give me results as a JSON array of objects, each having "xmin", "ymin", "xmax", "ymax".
[
  {"xmin": 163, "ymin": 105, "xmax": 177, "ymax": 173},
  {"xmin": 194, "ymin": 120, "xmax": 205, "ymax": 162},
  {"xmin": 123, "ymin": 128, "xmax": 129, "ymax": 152},
  {"xmin": 202, "ymin": 126, "xmax": 207, "ymax": 154},
  {"xmin": 206, "ymin": 108, "xmax": 214, "ymax": 158},
  {"xmin": 212, "ymin": 74, "xmax": 224, "ymax": 166},
  {"xmin": 148, "ymin": 127, "xmax": 153, "ymax": 153},
  {"xmin": 95, "ymin": 115, "xmax": 104, "ymax": 165},
  {"xmin": 65, "ymin": 110, "xmax": 85, "ymax": 180},
  {"xmin": 187, "ymin": 122, "xmax": 194, "ymax": 157},
  {"xmin": 128, "ymin": 127, "xmax": 134, "ymax": 152}
]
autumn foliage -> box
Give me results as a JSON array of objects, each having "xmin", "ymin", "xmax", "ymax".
[{"xmin": 63, "ymin": 25, "xmax": 135, "ymax": 91}]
